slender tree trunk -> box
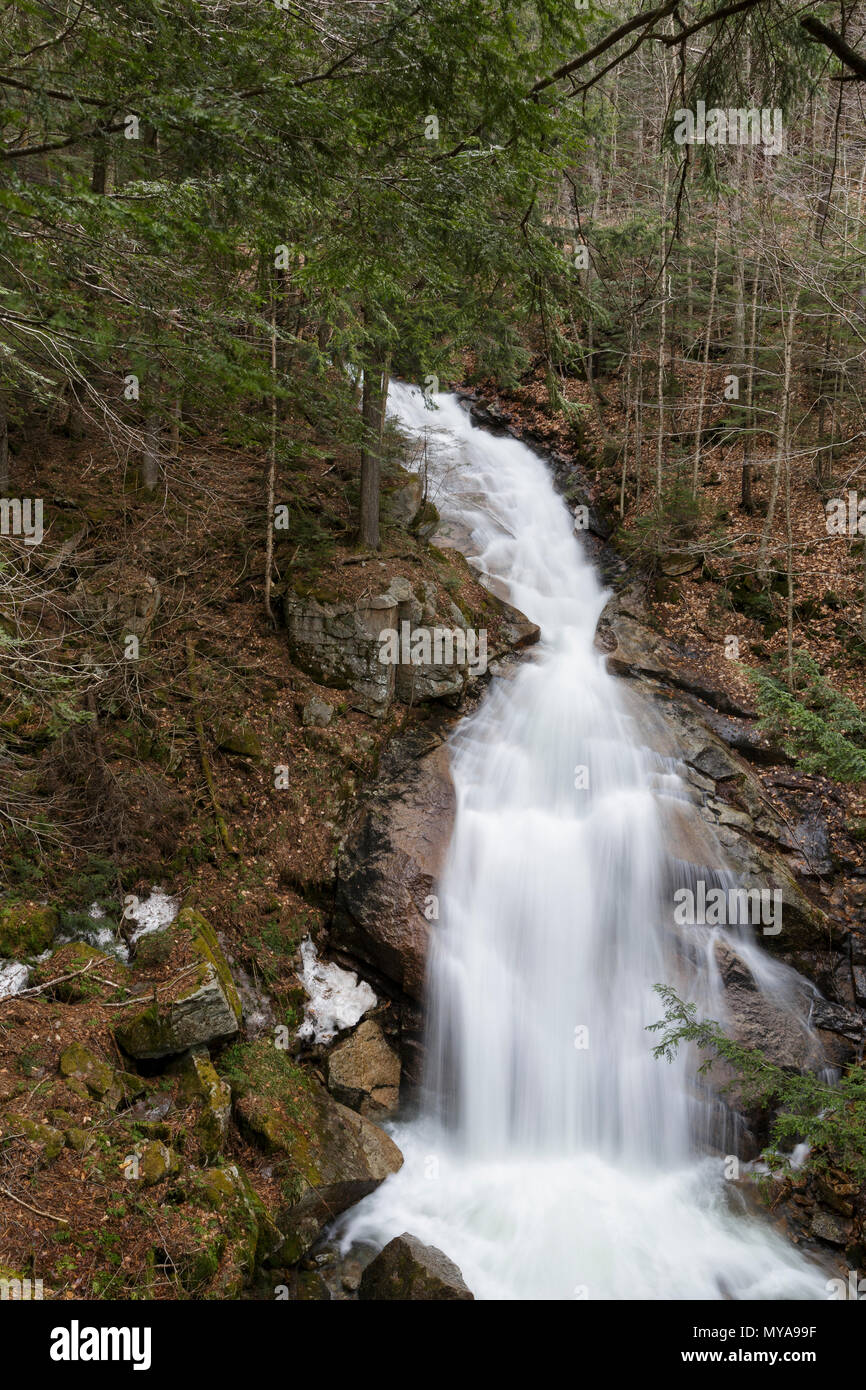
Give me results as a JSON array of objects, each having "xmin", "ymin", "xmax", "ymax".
[
  {"xmin": 169, "ymin": 397, "xmax": 182, "ymax": 457},
  {"xmin": 656, "ymin": 162, "xmax": 670, "ymax": 496},
  {"xmin": 759, "ymin": 294, "xmax": 798, "ymax": 582},
  {"xmin": 742, "ymin": 259, "xmax": 761, "ymax": 512},
  {"xmin": 141, "ymin": 415, "xmax": 160, "ymax": 493},
  {"xmin": 91, "ymin": 140, "xmax": 109, "ymax": 195},
  {"xmin": 264, "ymin": 293, "xmax": 277, "ymax": 624},
  {"xmin": 359, "ymin": 356, "xmax": 390, "ymax": 549},
  {"xmin": 0, "ymin": 398, "xmax": 8, "ymax": 493},
  {"xmin": 692, "ymin": 219, "xmax": 721, "ymax": 494}
]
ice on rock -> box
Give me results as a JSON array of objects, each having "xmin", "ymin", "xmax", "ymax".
[{"xmin": 296, "ymin": 937, "xmax": 376, "ymax": 1043}]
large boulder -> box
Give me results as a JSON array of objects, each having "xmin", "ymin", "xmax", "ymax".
[
  {"xmin": 283, "ymin": 579, "xmax": 401, "ymax": 716},
  {"xmin": 115, "ymin": 909, "xmax": 241, "ymax": 1059},
  {"xmin": 226, "ymin": 1041, "xmax": 402, "ymax": 1263},
  {"xmin": 334, "ymin": 728, "xmax": 455, "ymax": 999},
  {"xmin": 359, "ymin": 1233, "xmax": 474, "ymax": 1301},
  {"xmin": 283, "ymin": 574, "xmax": 489, "ymax": 717},
  {"xmin": 327, "ymin": 1019, "xmax": 401, "ymax": 1117},
  {"xmin": 383, "ymin": 467, "xmax": 424, "ymax": 528}
]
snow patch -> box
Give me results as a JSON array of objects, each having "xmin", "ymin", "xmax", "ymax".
[
  {"xmin": 296, "ymin": 938, "xmax": 376, "ymax": 1043},
  {"xmin": 124, "ymin": 889, "xmax": 180, "ymax": 944},
  {"xmin": 0, "ymin": 961, "xmax": 30, "ymax": 999}
]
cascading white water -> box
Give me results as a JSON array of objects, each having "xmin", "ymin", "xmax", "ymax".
[{"xmin": 339, "ymin": 383, "xmax": 828, "ymax": 1300}]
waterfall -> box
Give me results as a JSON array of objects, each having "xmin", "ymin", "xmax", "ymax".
[{"xmin": 338, "ymin": 384, "xmax": 827, "ymax": 1300}]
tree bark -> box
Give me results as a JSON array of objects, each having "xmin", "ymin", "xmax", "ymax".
[
  {"xmin": 692, "ymin": 218, "xmax": 720, "ymax": 494},
  {"xmin": 359, "ymin": 356, "xmax": 390, "ymax": 549},
  {"xmin": 759, "ymin": 293, "xmax": 798, "ymax": 583},
  {"xmin": 141, "ymin": 414, "xmax": 160, "ymax": 493},
  {"xmin": 742, "ymin": 259, "xmax": 761, "ymax": 512},
  {"xmin": 264, "ymin": 292, "xmax": 278, "ymax": 624},
  {"xmin": 0, "ymin": 398, "xmax": 8, "ymax": 493}
]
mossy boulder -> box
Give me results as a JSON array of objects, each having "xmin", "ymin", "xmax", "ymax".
[
  {"xmin": 170, "ymin": 1049, "xmax": 231, "ymax": 1160},
  {"xmin": 224, "ymin": 1039, "xmax": 402, "ymax": 1264},
  {"xmin": 167, "ymin": 1163, "xmax": 281, "ymax": 1297},
  {"xmin": 3, "ymin": 1113, "xmax": 64, "ymax": 1164},
  {"xmin": 216, "ymin": 723, "xmax": 263, "ymax": 761},
  {"xmin": 115, "ymin": 909, "xmax": 241, "ymax": 1059},
  {"xmin": 138, "ymin": 1140, "xmax": 181, "ymax": 1186},
  {"xmin": 30, "ymin": 941, "xmax": 129, "ymax": 1002},
  {"xmin": 359, "ymin": 1232, "xmax": 474, "ymax": 1300},
  {"xmin": 0, "ymin": 902, "xmax": 58, "ymax": 958},
  {"xmin": 59, "ymin": 1041, "xmax": 121, "ymax": 1104}
]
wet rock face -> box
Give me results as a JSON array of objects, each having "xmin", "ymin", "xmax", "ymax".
[
  {"xmin": 334, "ymin": 729, "xmax": 455, "ymax": 1000},
  {"xmin": 358, "ymin": 1232, "xmax": 474, "ymax": 1300},
  {"xmin": 713, "ymin": 939, "xmax": 823, "ymax": 1073},
  {"xmin": 326, "ymin": 1019, "xmax": 401, "ymax": 1117},
  {"xmin": 598, "ymin": 591, "xmax": 866, "ymax": 1057}
]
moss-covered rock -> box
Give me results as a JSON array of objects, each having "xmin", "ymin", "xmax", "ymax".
[
  {"xmin": 170, "ymin": 1049, "xmax": 231, "ymax": 1160},
  {"xmin": 216, "ymin": 724, "xmax": 262, "ymax": 760},
  {"xmin": 116, "ymin": 909, "xmax": 241, "ymax": 1059},
  {"xmin": 223, "ymin": 1039, "xmax": 402, "ymax": 1264},
  {"xmin": 0, "ymin": 902, "xmax": 58, "ymax": 958},
  {"xmin": 138, "ymin": 1140, "xmax": 180, "ymax": 1186},
  {"xmin": 3, "ymin": 1113, "xmax": 64, "ymax": 1164},
  {"xmin": 169, "ymin": 1163, "xmax": 281, "ymax": 1297},
  {"xmin": 58, "ymin": 1041, "xmax": 121, "ymax": 1104}
]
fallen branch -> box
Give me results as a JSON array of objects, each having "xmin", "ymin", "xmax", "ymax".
[{"xmin": 0, "ymin": 1181, "xmax": 68, "ymax": 1223}]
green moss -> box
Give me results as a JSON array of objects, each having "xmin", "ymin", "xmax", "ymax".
[
  {"xmin": 59, "ymin": 1042, "xmax": 118, "ymax": 1100},
  {"xmin": 4, "ymin": 1113, "xmax": 64, "ymax": 1162},
  {"xmin": 0, "ymin": 902, "xmax": 58, "ymax": 957},
  {"xmin": 177, "ymin": 909, "xmax": 242, "ymax": 1022}
]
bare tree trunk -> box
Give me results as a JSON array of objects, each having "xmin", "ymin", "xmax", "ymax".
[
  {"xmin": 656, "ymin": 161, "xmax": 670, "ymax": 497},
  {"xmin": 264, "ymin": 293, "xmax": 277, "ymax": 624},
  {"xmin": 359, "ymin": 356, "xmax": 390, "ymax": 549},
  {"xmin": 742, "ymin": 259, "xmax": 761, "ymax": 512},
  {"xmin": 91, "ymin": 140, "xmax": 109, "ymax": 195},
  {"xmin": 692, "ymin": 219, "xmax": 721, "ymax": 494},
  {"xmin": 759, "ymin": 293, "xmax": 798, "ymax": 582},
  {"xmin": 0, "ymin": 398, "xmax": 8, "ymax": 493},
  {"xmin": 169, "ymin": 397, "xmax": 182, "ymax": 457},
  {"xmin": 785, "ymin": 447, "xmax": 795, "ymax": 685},
  {"xmin": 141, "ymin": 415, "xmax": 160, "ymax": 493}
]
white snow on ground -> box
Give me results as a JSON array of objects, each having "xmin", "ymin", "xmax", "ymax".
[
  {"xmin": 296, "ymin": 937, "xmax": 376, "ymax": 1043},
  {"xmin": 0, "ymin": 961, "xmax": 30, "ymax": 999},
  {"xmin": 124, "ymin": 889, "xmax": 180, "ymax": 944}
]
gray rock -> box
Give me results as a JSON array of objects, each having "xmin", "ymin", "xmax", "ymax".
[
  {"xmin": 359, "ymin": 1233, "xmax": 474, "ymax": 1300},
  {"xmin": 811, "ymin": 998, "xmax": 864, "ymax": 1042},
  {"xmin": 713, "ymin": 939, "xmax": 823, "ymax": 1072},
  {"xmin": 385, "ymin": 469, "xmax": 424, "ymax": 528},
  {"xmin": 235, "ymin": 1077, "xmax": 403, "ymax": 1264},
  {"xmin": 302, "ymin": 697, "xmax": 334, "ymax": 728},
  {"xmin": 810, "ymin": 1209, "xmax": 852, "ymax": 1246}
]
